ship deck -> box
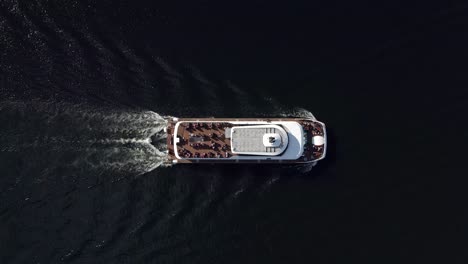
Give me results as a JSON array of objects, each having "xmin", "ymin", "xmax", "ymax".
[{"xmin": 166, "ymin": 118, "xmax": 325, "ymax": 164}]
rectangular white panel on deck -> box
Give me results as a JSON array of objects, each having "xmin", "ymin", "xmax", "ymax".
[{"xmin": 230, "ymin": 125, "xmax": 287, "ymax": 156}]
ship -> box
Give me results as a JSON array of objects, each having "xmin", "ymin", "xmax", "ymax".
[{"xmin": 163, "ymin": 116, "xmax": 326, "ymax": 165}]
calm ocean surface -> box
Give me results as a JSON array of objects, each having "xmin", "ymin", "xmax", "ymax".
[{"xmin": 1, "ymin": 1, "xmax": 467, "ymax": 263}]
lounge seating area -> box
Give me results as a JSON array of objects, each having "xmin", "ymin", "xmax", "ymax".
[
  {"xmin": 176, "ymin": 122, "xmax": 234, "ymax": 159},
  {"xmin": 300, "ymin": 121, "xmax": 325, "ymax": 160}
]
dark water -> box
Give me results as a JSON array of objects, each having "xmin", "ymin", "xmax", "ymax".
[{"xmin": 1, "ymin": 1, "xmax": 468, "ymax": 263}]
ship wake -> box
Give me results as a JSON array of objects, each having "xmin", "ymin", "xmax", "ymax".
[{"xmin": 0, "ymin": 100, "xmax": 169, "ymax": 176}]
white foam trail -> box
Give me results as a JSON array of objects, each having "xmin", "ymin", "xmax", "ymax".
[
  {"xmin": 278, "ymin": 108, "xmax": 316, "ymax": 120},
  {"xmin": 260, "ymin": 97, "xmax": 316, "ymax": 120},
  {"xmin": 78, "ymin": 141, "xmax": 168, "ymax": 175},
  {"xmin": 0, "ymin": 99, "xmax": 169, "ymax": 175}
]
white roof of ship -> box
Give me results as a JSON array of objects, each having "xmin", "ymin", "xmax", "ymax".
[{"xmin": 230, "ymin": 125, "xmax": 288, "ymax": 156}]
